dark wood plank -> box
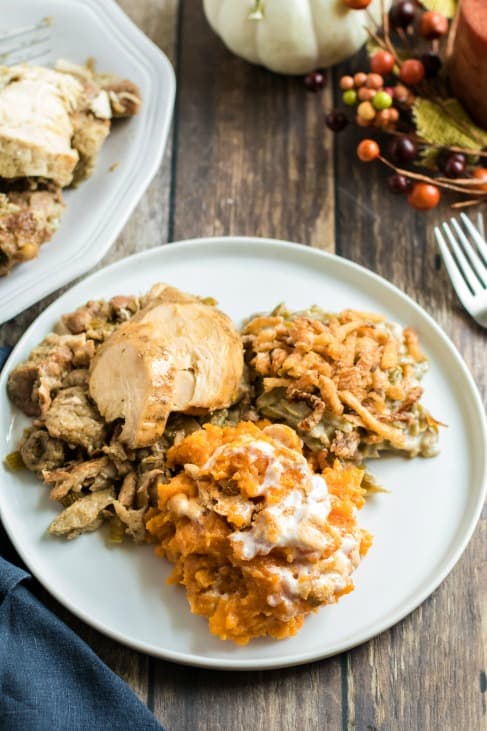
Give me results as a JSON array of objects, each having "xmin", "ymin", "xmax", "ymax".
[
  {"xmin": 170, "ymin": 1, "xmax": 335, "ymax": 250},
  {"xmin": 333, "ymin": 52, "xmax": 487, "ymax": 731},
  {"xmin": 152, "ymin": 661, "xmax": 344, "ymax": 731}
]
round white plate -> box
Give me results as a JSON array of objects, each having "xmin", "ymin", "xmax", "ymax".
[
  {"xmin": 0, "ymin": 0, "xmax": 175, "ymax": 324},
  {"xmin": 1, "ymin": 238, "xmax": 486, "ymax": 670}
]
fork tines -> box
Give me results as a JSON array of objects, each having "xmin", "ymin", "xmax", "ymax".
[
  {"xmin": 434, "ymin": 213, "xmax": 487, "ymax": 327},
  {"xmin": 0, "ymin": 19, "xmax": 51, "ymax": 66}
]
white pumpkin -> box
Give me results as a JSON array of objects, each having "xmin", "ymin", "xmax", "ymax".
[{"xmin": 203, "ymin": 0, "xmax": 391, "ymax": 75}]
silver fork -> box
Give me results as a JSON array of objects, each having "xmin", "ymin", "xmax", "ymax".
[
  {"xmin": 0, "ymin": 19, "xmax": 51, "ymax": 66},
  {"xmin": 434, "ymin": 213, "xmax": 487, "ymax": 328}
]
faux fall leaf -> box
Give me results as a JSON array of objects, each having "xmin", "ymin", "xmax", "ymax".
[
  {"xmin": 418, "ymin": 146, "xmax": 440, "ymax": 170},
  {"xmin": 420, "ymin": 0, "xmax": 458, "ymax": 18},
  {"xmin": 413, "ymin": 98, "xmax": 487, "ymax": 152}
]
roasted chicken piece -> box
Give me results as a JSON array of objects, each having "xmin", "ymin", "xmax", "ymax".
[{"xmin": 89, "ymin": 285, "xmax": 244, "ymax": 448}]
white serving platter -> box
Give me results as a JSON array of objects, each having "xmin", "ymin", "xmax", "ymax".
[{"xmin": 0, "ymin": 0, "xmax": 175, "ymax": 324}]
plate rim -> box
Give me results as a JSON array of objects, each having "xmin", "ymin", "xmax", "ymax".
[
  {"xmin": 1, "ymin": 235, "xmax": 486, "ymax": 670},
  {"xmin": 0, "ymin": 0, "xmax": 176, "ymax": 324}
]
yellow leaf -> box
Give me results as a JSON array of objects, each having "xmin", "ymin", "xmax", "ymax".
[
  {"xmin": 420, "ymin": 0, "xmax": 458, "ymax": 18},
  {"xmin": 413, "ymin": 98, "xmax": 487, "ymax": 152},
  {"xmin": 418, "ymin": 146, "xmax": 439, "ymax": 170}
]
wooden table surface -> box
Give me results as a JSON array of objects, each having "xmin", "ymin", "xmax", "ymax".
[{"xmin": 1, "ymin": 2, "xmax": 486, "ymax": 729}]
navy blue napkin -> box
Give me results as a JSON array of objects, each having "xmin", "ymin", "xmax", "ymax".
[{"xmin": 0, "ymin": 345, "xmax": 164, "ymax": 731}]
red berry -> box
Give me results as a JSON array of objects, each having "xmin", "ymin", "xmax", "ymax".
[
  {"xmin": 304, "ymin": 71, "xmax": 326, "ymax": 92},
  {"xmin": 370, "ymin": 50, "xmax": 395, "ymax": 75},
  {"xmin": 439, "ymin": 152, "xmax": 467, "ymax": 179},
  {"xmin": 444, "ymin": 159, "xmax": 465, "ymax": 178},
  {"xmin": 389, "ymin": 1, "xmax": 416, "ymax": 28},
  {"xmin": 388, "ymin": 135, "xmax": 417, "ymax": 164},
  {"xmin": 388, "ymin": 174, "xmax": 411, "ymax": 194},
  {"xmin": 407, "ymin": 183, "xmax": 440, "ymax": 210},
  {"xmin": 438, "ymin": 150, "xmax": 466, "ymax": 174},
  {"xmin": 325, "ymin": 110, "xmax": 349, "ymax": 132},
  {"xmin": 357, "ymin": 139, "xmax": 380, "ymax": 162},
  {"xmin": 419, "ymin": 11, "xmax": 448, "ymax": 40},
  {"xmin": 399, "ymin": 59, "xmax": 425, "ymax": 86}
]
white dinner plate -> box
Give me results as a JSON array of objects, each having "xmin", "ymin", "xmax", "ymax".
[
  {"xmin": 0, "ymin": 0, "xmax": 175, "ymax": 324},
  {"xmin": 1, "ymin": 238, "xmax": 486, "ymax": 670}
]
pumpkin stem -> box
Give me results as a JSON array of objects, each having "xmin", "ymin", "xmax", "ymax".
[{"xmin": 248, "ymin": 0, "xmax": 264, "ymax": 20}]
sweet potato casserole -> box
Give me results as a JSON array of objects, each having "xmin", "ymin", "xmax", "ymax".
[{"xmin": 146, "ymin": 422, "xmax": 372, "ymax": 644}]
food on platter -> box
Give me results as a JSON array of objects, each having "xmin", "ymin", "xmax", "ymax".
[
  {"xmin": 0, "ymin": 61, "xmax": 141, "ymax": 275},
  {"xmin": 7, "ymin": 284, "xmax": 247, "ymax": 541},
  {"xmin": 243, "ymin": 305, "xmax": 439, "ymax": 465},
  {"xmin": 0, "ymin": 183, "xmax": 64, "ymax": 276},
  {"xmin": 145, "ymin": 422, "xmax": 372, "ymax": 644}
]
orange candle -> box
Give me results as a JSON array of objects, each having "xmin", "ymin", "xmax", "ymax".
[{"xmin": 449, "ymin": 0, "xmax": 487, "ymax": 129}]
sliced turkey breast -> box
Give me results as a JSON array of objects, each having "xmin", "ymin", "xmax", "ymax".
[
  {"xmin": 89, "ymin": 285, "xmax": 243, "ymax": 448},
  {"xmin": 0, "ymin": 65, "xmax": 82, "ymax": 186}
]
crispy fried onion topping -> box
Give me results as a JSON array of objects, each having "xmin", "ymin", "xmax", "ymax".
[{"xmin": 243, "ymin": 308, "xmax": 426, "ymax": 449}]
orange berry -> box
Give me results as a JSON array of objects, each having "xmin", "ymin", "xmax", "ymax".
[
  {"xmin": 374, "ymin": 109, "xmax": 391, "ymax": 127},
  {"xmin": 419, "ymin": 11, "xmax": 448, "ymax": 40},
  {"xmin": 388, "ymin": 107, "xmax": 400, "ymax": 122},
  {"xmin": 358, "ymin": 86, "xmax": 376, "ymax": 101},
  {"xmin": 340, "ymin": 75, "xmax": 355, "ymax": 90},
  {"xmin": 357, "ymin": 139, "xmax": 380, "ymax": 162},
  {"xmin": 399, "ymin": 59, "xmax": 425, "ymax": 86},
  {"xmin": 342, "ymin": 0, "xmax": 372, "ymax": 8},
  {"xmin": 353, "ymin": 72, "xmax": 368, "ymax": 87},
  {"xmin": 370, "ymin": 50, "xmax": 395, "ymax": 75},
  {"xmin": 407, "ymin": 183, "xmax": 440, "ymax": 210},
  {"xmin": 366, "ymin": 73, "xmax": 384, "ymax": 89},
  {"xmin": 356, "ymin": 115, "xmax": 373, "ymax": 127},
  {"xmin": 394, "ymin": 83, "xmax": 410, "ymax": 104},
  {"xmin": 357, "ymin": 101, "xmax": 376, "ymax": 121},
  {"xmin": 472, "ymin": 167, "xmax": 487, "ymax": 192}
]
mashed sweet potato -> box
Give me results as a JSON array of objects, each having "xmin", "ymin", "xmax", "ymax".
[{"xmin": 146, "ymin": 422, "xmax": 372, "ymax": 645}]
